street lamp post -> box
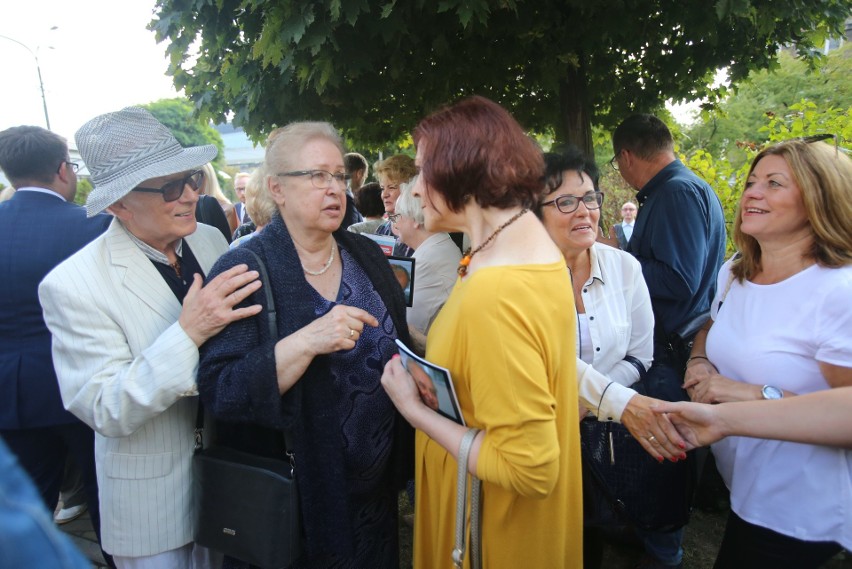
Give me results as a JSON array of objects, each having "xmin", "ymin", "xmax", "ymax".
[{"xmin": 0, "ymin": 33, "xmax": 51, "ymax": 130}]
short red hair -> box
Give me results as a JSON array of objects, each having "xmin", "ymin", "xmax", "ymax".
[{"xmin": 413, "ymin": 96, "xmax": 543, "ymax": 212}]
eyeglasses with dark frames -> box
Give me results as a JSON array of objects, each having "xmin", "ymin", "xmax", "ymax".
[
  {"xmin": 58, "ymin": 160, "xmax": 79, "ymax": 174},
  {"xmin": 608, "ymin": 151, "xmax": 622, "ymax": 172},
  {"xmin": 277, "ymin": 170, "xmax": 349, "ymax": 189},
  {"xmin": 387, "ymin": 213, "xmax": 402, "ymax": 223},
  {"xmin": 540, "ymin": 191, "xmax": 605, "ymax": 214},
  {"xmin": 133, "ymin": 170, "xmax": 205, "ymax": 202}
]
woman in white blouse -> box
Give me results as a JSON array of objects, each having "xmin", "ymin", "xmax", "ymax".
[
  {"xmin": 536, "ymin": 149, "xmax": 680, "ymax": 452},
  {"xmin": 392, "ymin": 177, "xmax": 461, "ymax": 334},
  {"xmin": 536, "ymin": 148, "xmax": 685, "ymax": 567}
]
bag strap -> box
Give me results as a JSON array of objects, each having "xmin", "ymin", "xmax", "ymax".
[
  {"xmin": 195, "ymin": 249, "xmax": 294, "ymax": 468},
  {"xmin": 453, "ymin": 428, "xmax": 482, "ymax": 569},
  {"xmin": 243, "ymin": 248, "xmax": 278, "ymax": 340},
  {"xmin": 716, "ymin": 253, "xmax": 740, "ymax": 312}
]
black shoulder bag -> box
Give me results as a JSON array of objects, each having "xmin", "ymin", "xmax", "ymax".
[
  {"xmin": 193, "ymin": 249, "xmax": 302, "ymax": 569},
  {"xmin": 580, "ymin": 355, "xmax": 695, "ymax": 532}
]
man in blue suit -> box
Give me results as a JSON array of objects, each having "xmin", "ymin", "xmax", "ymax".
[{"xmin": 0, "ymin": 126, "xmax": 111, "ymax": 552}]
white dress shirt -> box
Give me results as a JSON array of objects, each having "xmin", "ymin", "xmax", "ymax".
[
  {"xmin": 575, "ymin": 243, "xmax": 654, "ymax": 421},
  {"xmin": 16, "ymin": 186, "xmax": 66, "ymax": 201},
  {"xmin": 621, "ymin": 221, "xmax": 634, "ymax": 242}
]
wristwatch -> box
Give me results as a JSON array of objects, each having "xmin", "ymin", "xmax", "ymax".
[{"xmin": 761, "ymin": 385, "xmax": 783, "ymax": 400}]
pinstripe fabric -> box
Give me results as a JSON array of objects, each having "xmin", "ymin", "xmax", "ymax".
[{"xmin": 38, "ymin": 219, "xmax": 228, "ymax": 557}]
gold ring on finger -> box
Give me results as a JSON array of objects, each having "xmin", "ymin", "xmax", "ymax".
[
  {"xmin": 647, "ymin": 435, "xmax": 657, "ymax": 443},
  {"xmin": 349, "ymin": 328, "xmax": 355, "ymax": 338}
]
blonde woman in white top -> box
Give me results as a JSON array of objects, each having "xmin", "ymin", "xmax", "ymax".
[{"xmin": 683, "ymin": 139, "xmax": 852, "ymax": 569}]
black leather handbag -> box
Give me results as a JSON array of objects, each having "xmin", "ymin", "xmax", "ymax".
[
  {"xmin": 193, "ymin": 441, "xmax": 301, "ymax": 568},
  {"xmin": 580, "ymin": 357, "xmax": 696, "ymax": 532},
  {"xmin": 580, "ymin": 414, "xmax": 695, "ymax": 532},
  {"xmin": 192, "ymin": 248, "xmax": 302, "ymax": 568}
]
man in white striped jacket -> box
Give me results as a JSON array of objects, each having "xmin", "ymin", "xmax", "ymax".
[{"xmin": 39, "ymin": 107, "xmax": 261, "ymax": 569}]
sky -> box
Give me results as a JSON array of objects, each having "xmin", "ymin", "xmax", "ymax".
[{"xmin": 1, "ymin": 0, "xmax": 180, "ymax": 145}]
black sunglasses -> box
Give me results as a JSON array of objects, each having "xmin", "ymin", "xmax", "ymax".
[
  {"xmin": 800, "ymin": 134, "xmax": 836, "ymax": 144},
  {"xmin": 133, "ymin": 170, "xmax": 205, "ymax": 202}
]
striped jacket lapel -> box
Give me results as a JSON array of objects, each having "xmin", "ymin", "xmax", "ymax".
[{"xmin": 105, "ymin": 221, "xmax": 182, "ymax": 323}]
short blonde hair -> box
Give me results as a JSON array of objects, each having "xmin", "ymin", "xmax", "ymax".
[
  {"xmin": 245, "ymin": 167, "xmax": 277, "ymax": 227},
  {"xmin": 394, "ymin": 176, "xmax": 424, "ymax": 224},
  {"xmin": 732, "ymin": 139, "xmax": 852, "ymax": 282},
  {"xmin": 373, "ymin": 154, "xmax": 416, "ymax": 186}
]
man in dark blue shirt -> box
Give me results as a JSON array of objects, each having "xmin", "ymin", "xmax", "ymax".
[
  {"xmin": 613, "ymin": 115, "xmax": 726, "ymax": 339},
  {"xmin": 611, "ymin": 114, "xmax": 726, "ymax": 569}
]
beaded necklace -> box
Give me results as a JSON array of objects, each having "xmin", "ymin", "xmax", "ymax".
[
  {"xmin": 457, "ymin": 208, "xmax": 529, "ymax": 276},
  {"xmin": 302, "ymin": 242, "xmax": 336, "ymax": 276}
]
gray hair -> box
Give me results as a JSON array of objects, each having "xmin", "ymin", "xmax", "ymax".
[
  {"xmin": 395, "ymin": 176, "xmax": 424, "ymax": 224},
  {"xmin": 264, "ymin": 122, "xmax": 344, "ymax": 179}
]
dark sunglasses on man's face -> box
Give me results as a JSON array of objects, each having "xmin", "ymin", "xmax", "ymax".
[{"xmin": 133, "ymin": 170, "xmax": 205, "ymax": 202}]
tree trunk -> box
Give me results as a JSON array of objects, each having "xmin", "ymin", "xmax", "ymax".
[{"xmin": 556, "ymin": 59, "xmax": 593, "ymax": 158}]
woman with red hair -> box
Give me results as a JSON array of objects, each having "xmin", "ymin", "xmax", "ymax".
[{"xmin": 382, "ymin": 96, "xmax": 582, "ymax": 568}]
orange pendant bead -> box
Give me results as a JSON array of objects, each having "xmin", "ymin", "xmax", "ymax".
[
  {"xmin": 457, "ymin": 253, "xmax": 472, "ymax": 276},
  {"xmin": 455, "ymin": 208, "xmax": 529, "ymax": 278}
]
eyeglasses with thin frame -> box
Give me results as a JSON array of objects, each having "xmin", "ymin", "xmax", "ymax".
[
  {"xmin": 277, "ymin": 169, "xmax": 349, "ymax": 189},
  {"xmin": 387, "ymin": 213, "xmax": 402, "ymax": 223},
  {"xmin": 608, "ymin": 151, "xmax": 622, "ymax": 172},
  {"xmin": 58, "ymin": 160, "xmax": 79, "ymax": 174},
  {"xmin": 133, "ymin": 170, "xmax": 205, "ymax": 202},
  {"xmin": 540, "ymin": 191, "xmax": 605, "ymax": 214},
  {"xmin": 800, "ymin": 133, "xmax": 847, "ymax": 155},
  {"xmin": 801, "ymin": 134, "xmax": 836, "ymax": 145}
]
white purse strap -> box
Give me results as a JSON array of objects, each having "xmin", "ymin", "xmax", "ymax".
[{"xmin": 453, "ymin": 427, "xmax": 482, "ymax": 569}]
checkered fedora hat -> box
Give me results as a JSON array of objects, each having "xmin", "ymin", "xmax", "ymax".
[{"xmin": 76, "ymin": 106, "xmax": 218, "ymax": 216}]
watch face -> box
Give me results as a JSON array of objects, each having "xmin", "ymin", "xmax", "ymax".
[{"xmin": 762, "ymin": 385, "xmax": 783, "ymax": 400}]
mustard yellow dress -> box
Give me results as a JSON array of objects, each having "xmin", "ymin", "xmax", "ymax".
[{"xmin": 414, "ymin": 261, "xmax": 582, "ymax": 568}]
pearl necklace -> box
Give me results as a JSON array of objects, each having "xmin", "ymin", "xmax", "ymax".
[
  {"xmin": 302, "ymin": 242, "xmax": 336, "ymax": 276},
  {"xmin": 457, "ymin": 208, "xmax": 529, "ymax": 276}
]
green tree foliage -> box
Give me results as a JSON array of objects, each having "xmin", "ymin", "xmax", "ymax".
[
  {"xmin": 684, "ymin": 44, "xmax": 852, "ymax": 165},
  {"xmin": 149, "ymin": 0, "xmax": 850, "ymax": 156},
  {"xmin": 685, "ymin": 101, "xmax": 850, "ymax": 254},
  {"xmin": 74, "ymin": 178, "xmax": 93, "ymax": 207},
  {"xmin": 141, "ymin": 98, "xmax": 225, "ymax": 169}
]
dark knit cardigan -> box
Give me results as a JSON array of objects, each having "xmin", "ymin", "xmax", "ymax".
[{"xmin": 198, "ymin": 214, "xmax": 413, "ymax": 558}]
